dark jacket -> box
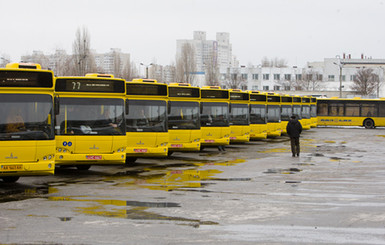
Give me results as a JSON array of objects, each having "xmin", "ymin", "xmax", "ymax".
[{"xmin": 286, "ymin": 118, "xmax": 302, "ymax": 138}]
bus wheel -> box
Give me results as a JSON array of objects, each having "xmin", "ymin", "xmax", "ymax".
[
  {"xmin": 364, "ymin": 119, "xmax": 375, "ymax": 129},
  {"xmin": 125, "ymin": 157, "xmax": 137, "ymax": 164},
  {"xmin": 76, "ymin": 165, "xmax": 91, "ymax": 170},
  {"xmin": 2, "ymin": 176, "xmax": 20, "ymax": 183},
  {"xmin": 167, "ymin": 151, "xmax": 173, "ymax": 156}
]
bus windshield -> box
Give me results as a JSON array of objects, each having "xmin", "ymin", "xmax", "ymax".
[
  {"xmin": 293, "ymin": 105, "xmax": 302, "ymax": 119},
  {"xmin": 56, "ymin": 98, "xmax": 125, "ymax": 136},
  {"xmin": 230, "ymin": 104, "xmax": 249, "ymax": 125},
  {"xmin": 267, "ymin": 105, "xmax": 281, "ymax": 123},
  {"xmin": 201, "ymin": 102, "xmax": 229, "ymax": 127},
  {"xmin": 126, "ymin": 100, "xmax": 167, "ymax": 132},
  {"xmin": 250, "ymin": 104, "xmax": 267, "ymax": 124},
  {"xmin": 281, "ymin": 105, "xmax": 292, "ymax": 121},
  {"xmin": 168, "ymin": 101, "xmax": 200, "ymax": 129},
  {"xmin": 0, "ymin": 94, "xmax": 54, "ymax": 140},
  {"xmin": 302, "ymin": 105, "xmax": 311, "ymax": 119},
  {"xmin": 311, "ymin": 105, "xmax": 317, "ymax": 117}
]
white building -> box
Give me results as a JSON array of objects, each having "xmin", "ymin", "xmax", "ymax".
[{"xmin": 176, "ymin": 31, "xmax": 233, "ymax": 73}]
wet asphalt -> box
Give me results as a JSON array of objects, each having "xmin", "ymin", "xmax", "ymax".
[{"xmin": 1, "ymin": 127, "xmax": 385, "ymax": 244}]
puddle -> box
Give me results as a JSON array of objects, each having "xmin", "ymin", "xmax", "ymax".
[
  {"xmin": 0, "ymin": 186, "xmax": 49, "ymax": 203},
  {"xmin": 58, "ymin": 217, "xmax": 72, "ymax": 221},
  {"xmin": 329, "ymin": 157, "xmax": 350, "ymax": 161},
  {"xmin": 258, "ymin": 148, "xmax": 290, "ymax": 153},
  {"xmin": 49, "ymin": 196, "xmax": 217, "ymax": 227},
  {"xmin": 264, "ymin": 168, "xmax": 302, "ymax": 174}
]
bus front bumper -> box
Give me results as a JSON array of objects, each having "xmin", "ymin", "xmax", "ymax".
[
  {"xmin": 201, "ymin": 137, "xmax": 230, "ymax": 146},
  {"xmin": 168, "ymin": 142, "xmax": 201, "ymax": 152},
  {"xmin": 55, "ymin": 153, "xmax": 126, "ymax": 165},
  {"xmin": 230, "ymin": 135, "xmax": 250, "ymax": 143},
  {"xmin": 126, "ymin": 146, "xmax": 168, "ymax": 157},
  {"xmin": 250, "ymin": 132, "xmax": 267, "ymax": 140},
  {"xmin": 0, "ymin": 161, "xmax": 55, "ymax": 176}
]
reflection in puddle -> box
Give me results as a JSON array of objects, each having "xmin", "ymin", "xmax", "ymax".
[
  {"xmin": 264, "ymin": 168, "xmax": 302, "ymax": 174},
  {"xmin": 0, "ymin": 186, "xmax": 49, "ymax": 203},
  {"xmin": 49, "ymin": 196, "xmax": 217, "ymax": 227}
]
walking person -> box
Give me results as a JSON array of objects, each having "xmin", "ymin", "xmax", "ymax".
[{"xmin": 286, "ymin": 115, "xmax": 302, "ymax": 157}]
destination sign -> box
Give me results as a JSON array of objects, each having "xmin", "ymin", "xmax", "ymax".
[
  {"xmin": 126, "ymin": 83, "xmax": 167, "ymax": 96},
  {"xmin": 55, "ymin": 78, "xmax": 125, "ymax": 93},
  {"xmin": 250, "ymin": 94, "xmax": 267, "ymax": 102},
  {"xmin": 169, "ymin": 87, "xmax": 200, "ymax": 98},
  {"xmin": 230, "ymin": 92, "xmax": 249, "ymax": 101},
  {"xmin": 0, "ymin": 71, "xmax": 53, "ymax": 88},
  {"xmin": 201, "ymin": 90, "xmax": 229, "ymax": 99}
]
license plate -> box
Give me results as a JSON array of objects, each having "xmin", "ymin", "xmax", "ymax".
[
  {"xmin": 205, "ymin": 140, "xmax": 215, "ymax": 143},
  {"xmin": 1, "ymin": 165, "xmax": 23, "ymax": 171},
  {"xmin": 171, "ymin": 144, "xmax": 183, "ymax": 148},
  {"xmin": 134, "ymin": 149, "xmax": 147, "ymax": 153},
  {"xmin": 86, "ymin": 155, "xmax": 102, "ymax": 160}
]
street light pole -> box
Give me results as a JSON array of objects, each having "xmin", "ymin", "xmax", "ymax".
[
  {"xmin": 140, "ymin": 63, "xmax": 153, "ymax": 79},
  {"xmin": 333, "ymin": 56, "xmax": 343, "ymax": 98}
]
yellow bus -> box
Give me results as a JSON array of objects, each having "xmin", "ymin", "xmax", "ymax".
[
  {"xmin": 0, "ymin": 63, "xmax": 55, "ymax": 182},
  {"xmin": 310, "ymin": 97, "xmax": 317, "ymax": 128},
  {"xmin": 317, "ymin": 97, "xmax": 385, "ymax": 128},
  {"xmin": 125, "ymin": 79, "xmax": 168, "ymax": 162},
  {"xmin": 54, "ymin": 74, "xmax": 127, "ymax": 170},
  {"xmin": 301, "ymin": 96, "xmax": 312, "ymax": 130},
  {"xmin": 168, "ymin": 83, "xmax": 201, "ymax": 153},
  {"xmin": 229, "ymin": 89, "xmax": 250, "ymax": 143},
  {"xmin": 249, "ymin": 91, "xmax": 268, "ymax": 140},
  {"xmin": 200, "ymin": 86, "xmax": 230, "ymax": 150},
  {"xmin": 280, "ymin": 94, "xmax": 293, "ymax": 135},
  {"xmin": 266, "ymin": 92, "xmax": 282, "ymax": 137}
]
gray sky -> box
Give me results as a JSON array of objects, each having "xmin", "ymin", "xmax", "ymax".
[{"xmin": 1, "ymin": 0, "xmax": 385, "ymax": 67}]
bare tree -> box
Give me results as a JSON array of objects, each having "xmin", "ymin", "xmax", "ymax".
[
  {"xmin": 175, "ymin": 43, "xmax": 196, "ymax": 85},
  {"xmin": 205, "ymin": 51, "xmax": 219, "ymax": 86},
  {"xmin": 261, "ymin": 57, "xmax": 288, "ymax": 68},
  {"xmin": 351, "ymin": 68, "xmax": 379, "ymax": 96},
  {"xmin": 121, "ymin": 61, "xmax": 138, "ymax": 81},
  {"xmin": 225, "ymin": 68, "xmax": 246, "ymax": 89},
  {"xmin": 72, "ymin": 26, "xmax": 97, "ymax": 76},
  {"xmin": 0, "ymin": 54, "xmax": 11, "ymax": 67},
  {"xmin": 298, "ymin": 70, "xmax": 323, "ymax": 91}
]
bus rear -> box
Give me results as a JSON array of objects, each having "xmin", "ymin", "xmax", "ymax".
[
  {"xmin": 200, "ymin": 86, "xmax": 230, "ymax": 148},
  {"xmin": 229, "ymin": 89, "xmax": 250, "ymax": 143},
  {"xmin": 125, "ymin": 79, "xmax": 168, "ymax": 162},
  {"xmin": 54, "ymin": 74, "xmax": 127, "ymax": 170},
  {"xmin": 168, "ymin": 83, "xmax": 201, "ymax": 152},
  {"xmin": 249, "ymin": 91, "xmax": 267, "ymax": 140},
  {"xmin": 266, "ymin": 93, "xmax": 282, "ymax": 137},
  {"xmin": 0, "ymin": 63, "xmax": 55, "ymax": 182}
]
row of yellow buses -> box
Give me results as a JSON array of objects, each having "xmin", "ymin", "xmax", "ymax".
[{"xmin": 0, "ymin": 63, "xmax": 318, "ymax": 183}]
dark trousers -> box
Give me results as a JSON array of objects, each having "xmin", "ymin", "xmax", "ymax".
[{"xmin": 290, "ymin": 137, "xmax": 300, "ymax": 156}]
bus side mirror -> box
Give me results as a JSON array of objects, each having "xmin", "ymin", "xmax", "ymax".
[
  {"xmin": 125, "ymin": 100, "xmax": 129, "ymax": 115},
  {"xmin": 54, "ymin": 96, "xmax": 60, "ymax": 115}
]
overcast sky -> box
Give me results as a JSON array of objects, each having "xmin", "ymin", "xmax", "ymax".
[{"xmin": 1, "ymin": 0, "xmax": 384, "ymax": 67}]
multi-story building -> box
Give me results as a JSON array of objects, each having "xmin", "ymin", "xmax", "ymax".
[
  {"xmin": 176, "ymin": 31, "xmax": 233, "ymax": 73},
  {"xmin": 93, "ymin": 48, "xmax": 130, "ymax": 75}
]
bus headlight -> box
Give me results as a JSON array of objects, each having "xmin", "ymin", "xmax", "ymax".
[
  {"xmin": 58, "ymin": 148, "xmax": 62, "ymax": 152},
  {"xmin": 43, "ymin": 156, "xmax": 47, "ymax": 161},
  {"xmin": 224, "ymin": 134, "xmax": 230, "ymax": 138},
  {"xmin": 160, "ymin": 143, "xmax": 168, "ymax": 146}
]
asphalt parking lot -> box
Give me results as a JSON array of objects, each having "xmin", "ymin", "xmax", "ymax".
[{"xmin": 1, "ymin": 127, "xmax": 385, "ymax": 244}]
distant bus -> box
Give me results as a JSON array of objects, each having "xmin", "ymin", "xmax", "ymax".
[
  {"xmin": 266, "ymin": 92, "xmax": 281, "ymax": 137},
  {"xmin": 168, "ymin": 83, "xmax": 201, "ymax": 153},
  {"xmin": 292, "ymin": 95, "xmax": 302, "ymax": 122},
  {"xmin": 280, "ymin": 94, "xmax": 293, "ymax": 134},
  {"xmin": 317, "ymin": 97, "xmax": 385, "ymax": 128},
  {"xmin": 200, "ymin": 86, "xmax": 230, "ymax": 148},
  {"xmin": 54, "ymin": 74, "xmax": 127, "ymax": 170},
  {"xmin": 0, "ymin": 63, "xmax": 56, "ymax": 182},
  {"xmin": 125, "ymin": 79, "xmax": 168, "ymax": 162},
  {"xmin": 229, "ymin": 89, "xmax": 250, "ymax": 143},
  {"xmin": 249, "ymin": 91, "xmax": 268, "ymax": 140}
]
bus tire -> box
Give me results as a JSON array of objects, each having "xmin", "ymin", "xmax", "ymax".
[
  {"xmin": 363, "ymin": 119, "xmax": 375, "ymax": 129},
  {"xmin": 167, "ymin": 151, "xmax": 173, "ymax": 156},
  {"xmin": 76, "ymin": 165, "xmax": 91, "ymax": 170},
  {"xmin": 125, "ymin": 157, "xmax": 137, "ymax": 164},
  {"xmin": 2, "ymin": 176, "xmax": 20, "ymax": 183}
]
